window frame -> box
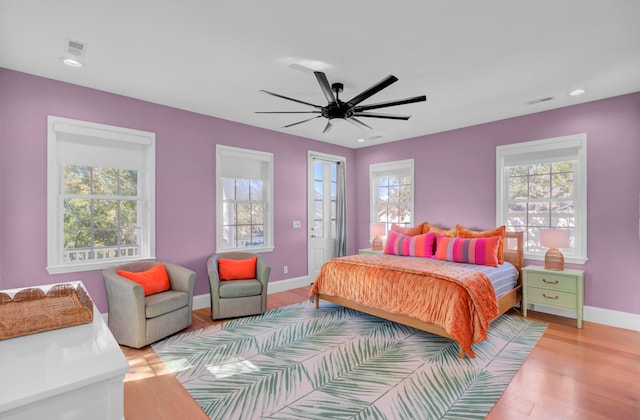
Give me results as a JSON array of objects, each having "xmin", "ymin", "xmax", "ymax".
[
  {"xmin": 47, "ymin": 116, "xmax": 156, "ymax": 274},
  {"xmin": 369, "ymin": 159, "xmax": 415, "ymax": 233},
  {"xmin": 496, "ymin": 133, "xmax": 588, "ymax": 264},
  {"xmin": 216, "ymin": 145, "xmax": 274, "ymax": 253}
]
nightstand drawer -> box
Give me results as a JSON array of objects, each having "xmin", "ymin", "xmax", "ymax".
[
  {"xmin": 526, "ymin": 272, "xmax": 576, "ymax": 293},
  {"xmin": 526, "ymin": 286, "xmax": 577, "ymax": 308}
]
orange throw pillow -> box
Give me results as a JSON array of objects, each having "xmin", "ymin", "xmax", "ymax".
[
  {"xmin": 423, "ymin": 223, "xmax": 457, "ymax": 238},
  {"xmin": 456, "ymin": 224, "xmax": 506, "ymax": 264},
  {"xmin": 390, "ymin": 223, "xmax": 424, "ymax": 236},
  {"xmin": 117, "ymin": 263, "xmax": 171, "ymax": 296},
  {"xmin": 218, "ymin": 257, "xmax": 257, "ymax": 280}
]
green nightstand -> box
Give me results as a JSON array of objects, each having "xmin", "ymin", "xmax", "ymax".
[
  {"xmin": 522, "ymin": 265, "xmax": 585, "ymax": 328},
  {"xmin": 358, "ymin": 248, "xmax": 383, "ymax": 255}
]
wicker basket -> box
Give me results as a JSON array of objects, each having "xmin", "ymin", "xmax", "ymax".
[{"xmin": 0, "ymin": 283, "xmax": 94, "ymax": 340}]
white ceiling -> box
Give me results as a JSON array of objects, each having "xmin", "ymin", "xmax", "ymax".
[{"xmin": 1, "ymin": 1, "xmax": 639, "ymax": 149}]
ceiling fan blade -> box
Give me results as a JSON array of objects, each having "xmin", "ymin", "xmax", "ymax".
[
  {"xmin": 353, "ymin": 95, "xmax": 427, "ymax": 112},
  {"xmin": 314, "ymin": 72, "xmax": 337, "ymax": 105},
  {"xmin": 255, "ymin": 111, "xmax": 321, "ymax": 114},
  {"xmin": 345, "ymin": 117, "xmax": 372, "ymax": 130},
  {"xmin": 260, "ymin": 89, "xmax": 322, "ymax": 108},
  {"xmin": 345, "ymin": 75, "xmax": 398, "ymax": 107},
  {"xmin": 322, "ymin": 120, "xmax": 333, "ymax": 134},
  {"xmin": 283, "ymin": 115, "xmax": 321, "ymax": 128},
  {"xmin": 352, "ymin": 112, "xmax": 411, "ymax": 120}
]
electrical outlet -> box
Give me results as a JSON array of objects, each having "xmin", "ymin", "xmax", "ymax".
[{"xmin": 283, "ymin": 265, "xmax": 288, "ymax": 274}]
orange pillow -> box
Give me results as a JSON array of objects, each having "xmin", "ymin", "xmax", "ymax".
[
  {"xmin": 423, "ymin": 222, "xmax": 457, "ymax": 238},
  {"xmin": 456, "ymin": 224, "xmax": 506, "ymax": 264},
  {"xmin": 390, "ymin": 223, "xmax": 424, "ymax": 236},
  {"xmin": 218, "ymin": 257, "xmax": 257, "ymax": 280},
  {"xmin": 117, "ymin": 263, "xmax": 170, "ymax": 296}
]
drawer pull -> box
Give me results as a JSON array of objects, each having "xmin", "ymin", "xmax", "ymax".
[
  {"xmin": 542, "ymin": 278, "xmax": 559, "ymax": 284},
  {"xmin": 543, "ymin": 293, "xmax": 559, "ymax": 300}
]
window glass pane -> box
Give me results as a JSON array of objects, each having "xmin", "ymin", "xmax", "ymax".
[
  {"xmin": 508, "ymin": 175, "xmax": 528, "ymax": 200},
  {"xmin": 330, "ymin": 164, "xmax": 336, "ymax": 182},
  {"xmin": 330, "ymin": 220, "xmax": 336, "ymax": 239},
  {"xmin": 251, "ymin": 225, "xmax": 264, "ymax": 246},
  {"xmin": 64, "ymin": 229, "xmax": 90, "ymax": 249},
  {"xmin": 236, "ymin": 179, "xmax": 250, "ymax": 201},
  {"xmin": 331, "ymin": 200, "xmax": 336, "ymax": 219},
  {"xmin": 222, "ymin": 225, "xmax": 235, "ymax": 249},
  {"xmin": 94, "ymin": 229, "xmax": 118, "ymax": 247},
  {"xmin": 237, "ymin": 203, "xmax": 252, "ymax": 224},
  {"xmin": 120, "ymin": 228, "xmax": 139, "ymax": 246},
  {"xmin": 552, "ymin": 172, "xmax": 573, "ymax": 198},
  {"xmin": 252, "ymin": 203, "xmax": 264, "ymax": 225},
  {"xmin": 119, "ymin": 170, "xmax": 138, "ymax": 196},
  {"xmin": 119, "ymin": 200, "xmax": 137, "ymax": 227},
  {"xmin": 314, "ymin": 161, "xmax": 323, "ymax": 180},
  {"xmin": 527, "ymin": 202, "xmax": 549, "ymax": 227},
  {"xmin": 64, "ymin": 198, "xmax": 91, "ymax": 229},
  {"xmin": 314, "ymin": 200, "xmax": 323, "ymax": 219},
  {"xmin": 551, "ymin": 201, "xmax": 574, "ymax": 227},
  {"xmin": 313, "ymin": 220, "xmax": 323, "ymax": 239},
  {"xmin": 250, "ymin": 180, "xmax": 263, "ymax": 201},
  {"xmin": 64, "ymin": 165, "xmax": 91, "ymax": 194},
  {"xmin": 507, "ymin": 202, "xmax": 526, "ymax": 228},
  {"xmin": 93, "ymin": 168, "xmax": 119, "ymax": 195},
  {"xmin": 93, "ymin": 200, "xmax": 118, "ymax": 228},
  {"xmin": 314, "ymin": 181, "xmax": 323, "ymax": 199},
  {"xmin": 222, "ymin": 178, "xmax": 236, "ymax": 200},
  {"xmin": 530, "ymin": 163, "xmax": 550, "ymax": 175},
  {"xmin": 222, "ymin": 203, "xmax": 236, "ymax": 225},
  {"xmin": 529, "ymin": 174, "xmax": 551, "ymax": 199},
  {"xmin": 330, "ymin": 182, "xmax": 336, "ymax": 200}
]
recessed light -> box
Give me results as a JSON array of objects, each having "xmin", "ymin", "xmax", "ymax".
[
  {"xmin": 357, "ymin": 138, "xmax": 365, "ymax": 143},
  {"xmin": 569, "ymin": 88, "xmax": 586, "ymax": 96},
  {"xmin": 61, "ymin": 57, "xmax": 83, "ymax": 67}
]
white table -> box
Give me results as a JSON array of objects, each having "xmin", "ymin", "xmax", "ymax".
[{"xmin": 0, "ymin": 282, "xmax": 129, "ymax": 419}]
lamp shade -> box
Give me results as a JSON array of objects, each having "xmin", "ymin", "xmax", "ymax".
[
  {"xmin": 370, "ymin": 223, "xmax": 386, "ymax": 237},
  {"xmin": 540, "ymin": 229, "xmax": 570, "ymax": 249}
]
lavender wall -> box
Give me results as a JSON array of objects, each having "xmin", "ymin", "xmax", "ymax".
[
  {"xmin": 0, "ymin": 68, "xmax": 356, "ymax": 312},
  {"xmin": 355, "ymin": 92, "xmax": 640, "ymax": 315}
]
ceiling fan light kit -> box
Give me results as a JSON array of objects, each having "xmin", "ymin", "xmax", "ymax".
[{"xmin": 257, "ymin": 71, "xmax": 426, "ymax": 133}]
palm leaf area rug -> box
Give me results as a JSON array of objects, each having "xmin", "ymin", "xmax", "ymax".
[{"xmin": 152, "ymin": 301, "xmax": 547, "ymax": 419}]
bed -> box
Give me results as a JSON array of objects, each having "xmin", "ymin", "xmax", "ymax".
[{"xmin": 310, "ymin": 230, "xmax": 524, "ymax": 358}]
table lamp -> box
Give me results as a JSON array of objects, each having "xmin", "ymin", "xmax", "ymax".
[
  {"xmin": 370, "ymin": 223, "xmax": 386, "ymax": 251},
  {"xmin": 540, "ymin": 229, "xmax": 570, "ymax": 271}
]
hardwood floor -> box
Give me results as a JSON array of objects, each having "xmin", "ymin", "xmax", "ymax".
[{"xmin": 121, "ymin": 287, "xmax": 640, "ymax": 419}]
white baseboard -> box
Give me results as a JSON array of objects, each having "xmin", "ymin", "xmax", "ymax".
[
  {"xmin": 525, "ymin": 303, "xmax": 640, "ymax": 332},
  {"xmin": 192, "ymin": 276, "xmax": 311, "ymax": 311}
]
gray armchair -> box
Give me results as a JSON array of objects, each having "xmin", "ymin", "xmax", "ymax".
[
  {"xmin": 103, "ymin": 260, "xmax": 195, "ymax": 348},
  {"xmin": 207, "ymin": 252, "xmax": 270, "ymax": 320}
]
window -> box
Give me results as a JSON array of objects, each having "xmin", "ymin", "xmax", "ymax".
[
  {"xmin": 47, "ymin": 116, "xmax": 156, "ymax": 274},
  {"xmin": 370, "ymin": 159, "xmax": 414, "ymax": 233},
  {"xmin": 216, "ymin": 145, "xmax": 273, "ymax": 253},
  {"xmin": 496, "ymin": 134, "xmax": 587, "ymax": 264}
]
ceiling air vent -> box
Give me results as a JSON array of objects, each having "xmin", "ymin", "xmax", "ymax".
[
  {"xmin": 65, "ymin": 38, "xmax": 87, "ymax": 57},
  {"xmin": 526, "ymin": 96, "xmax": 554, "ymax": 105}
]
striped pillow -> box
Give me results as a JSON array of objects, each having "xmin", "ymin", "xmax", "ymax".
[
  {"xmin": 384, "ymin": 231, "xmax": 435, "ymax": 257},
  {"xmin": 434, "ymin": 235, "xmax": 500, "ymax": 267}
]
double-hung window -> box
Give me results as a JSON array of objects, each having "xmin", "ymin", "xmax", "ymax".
[
  {"xmin": 496, "ymin": 134, "xmax": 587, "ymax": 264},
  {"xmin": 369, "ymin": 159, "xmax": 414, "ymax": 233},
  {"xmin": 216, "ymin": 145, "xmax": 273, "ymax": 253},
  {"xmin": 47, "ymin": 116, "xmax": 156, "ymax": 274}
]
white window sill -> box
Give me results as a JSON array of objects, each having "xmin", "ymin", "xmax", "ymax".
[
  {"xmin": 524, "ymin": 253, "xmax": 588, "ymax": 265},
  {"xmin": 46, "ymin": 256, "xmax": 156, "ymax": 274},
  {"xmin": 216, "ymin": 246, "xmax": 274, "ymax": 254}
]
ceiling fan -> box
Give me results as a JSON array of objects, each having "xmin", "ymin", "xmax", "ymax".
[{"xmin": 256, "ymin": 72, "xmax": 427, "ymax": 134}]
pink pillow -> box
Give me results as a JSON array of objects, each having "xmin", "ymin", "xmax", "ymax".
[
  {"xmin": 384, "ymin": 231, "xmax": 435, "ymax": 257},
  {"xmin": 434, "ymin": 235, "xmax": 500, "ymax": 267}
]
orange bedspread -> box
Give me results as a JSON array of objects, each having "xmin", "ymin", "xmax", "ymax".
[{"xmin": 309, "ymin": 254, "xmax": 500, "ymax": 357}]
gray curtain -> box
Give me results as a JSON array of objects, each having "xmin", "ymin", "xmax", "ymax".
[{"xmin": 335, "ymin": 161, "xmax": 347, "ymax": 257}]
